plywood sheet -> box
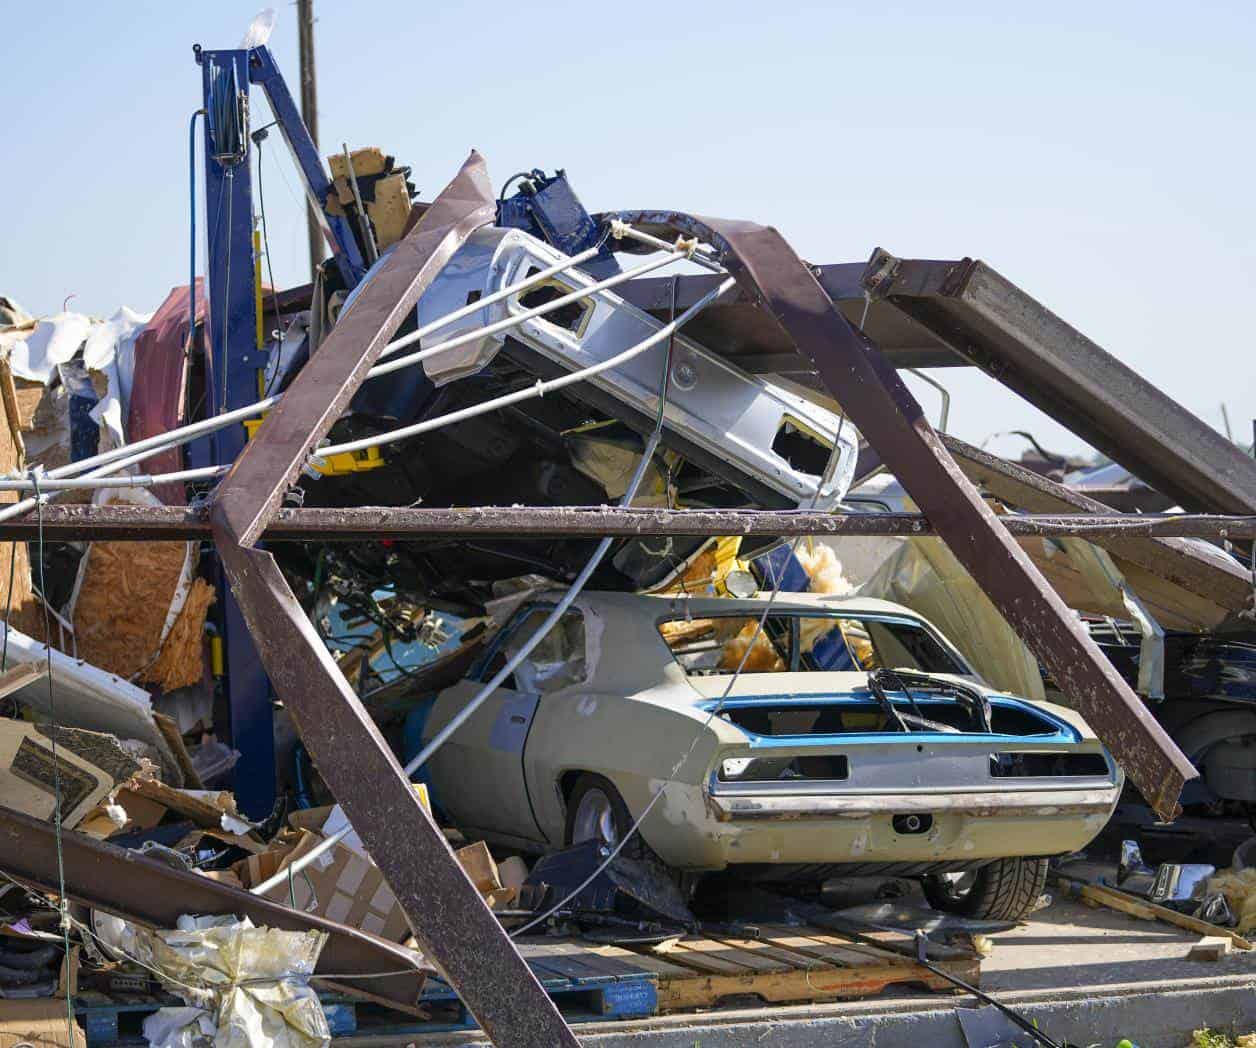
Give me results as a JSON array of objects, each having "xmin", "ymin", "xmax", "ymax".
[
  {"xmin": 71, "ymin": 536, "xmax": 187, "ymax": 679},
  {"xmin": 142, "ymin": 577, "xmax": 214, "ymax": 692}
]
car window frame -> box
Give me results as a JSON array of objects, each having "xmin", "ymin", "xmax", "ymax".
[
  {"xmin": 654, "ymin": 609, "xmax": 976, "ymax": 679},
  {"xmin": 470, "ymin": 601, "xmax": 590, "ymax": 690}
]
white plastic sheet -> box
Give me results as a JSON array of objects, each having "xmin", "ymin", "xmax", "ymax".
[{"xmin": 113, "ymin": 915, "xmax": 329, "ymax": 1048}]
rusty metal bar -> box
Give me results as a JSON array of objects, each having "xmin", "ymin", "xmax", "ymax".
[
  {"xmin": 2, "ymin": 503, "xmax": 1256, "ymax": 543},
  {"xmin": 861, "ymin": 250, "xmax": 1256, "ymax": 515},
  {"xmin": 208, "ymin": 154, "xmax": 579, "ymax": 1048},
  {"xmin": 614, "ymin": 210, "xmax": 1197, "ymax": 820},
  {"xmin": 0, "ymin": 805, "xmax": 426, "ymax": 1013}
]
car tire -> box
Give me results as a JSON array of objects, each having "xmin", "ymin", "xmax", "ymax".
[
  {"xmin": 564, "ymin": 774, "xmax": 644, "ymax": 859},
  {"xmin": 922, "ymin": 857, "xmax": 1048, "ymax": 921}
]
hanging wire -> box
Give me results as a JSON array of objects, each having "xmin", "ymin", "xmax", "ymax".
[
  {"xmin": 27, "ymin": 471, "xmax": 77, "ymax": 1040},
  {"xmin": 187, "ymin": 109, "xmax": 205, "ymax": 357},
  {"xmin": 511, "ymin": 414, "xmax": 847, "ymax": 939}
]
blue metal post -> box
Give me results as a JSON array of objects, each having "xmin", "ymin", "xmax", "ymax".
[
  {"xmin": 194, "ymin": 46, "xmax": 275, "ymax": 818},
  {"xmin": 248, "ymin": 46, "xmax": 366, "ymax": 288}
]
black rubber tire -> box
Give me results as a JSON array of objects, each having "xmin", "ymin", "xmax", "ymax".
[
  {"xmin": 564, "ymin": 773, "xmax": 643, "ymax": 858},
  {"xmin": 922, "ymin": 857, "xmax": 1048, "ymax": 921}
]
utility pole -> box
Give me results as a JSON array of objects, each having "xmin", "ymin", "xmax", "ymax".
[{"xmin": 297, "ymin": 0, "xmax": 324, "ymax": 280}]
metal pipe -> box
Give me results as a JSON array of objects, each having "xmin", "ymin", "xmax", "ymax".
[
  {"xmin": 365, "ymin": 246, "xmax": 692, "ymax": 381},
  {"xmin": 905, "ymin": 368, "xmax": 951, "ymax": 432},
  {"xmin": 0, "ymin": 229, "xmax": 651, "ymax": 519},
  {"xmin": 610, "ymin": 219, "xmax": 724, "ymax": 272},
  {"xmin": 318, "ymin": 277, "xmax": 738, "ymax": 458},
  {"xmin": 341, "ymin": 143, "xmax": 378, "ymax": 263},
  {"xmin": 0, "ymin": 398, "xmax": 281, "ymax": 523},
  {"xmin": 377, "ymin": 242, "xmax": 604, "ymax": 361},
  {"xmin": 0, "ymin": 466, "xmax": 225, "ymax": 492}
]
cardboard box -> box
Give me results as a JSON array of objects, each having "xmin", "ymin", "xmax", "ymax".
[
  {"xmin": 233, "ymin": 841, "xmax": 296, "ymax": 890},
  {"xmin": 261, "ymin": 831, "xmax": 412, "ymax": 943},
  {"xmin": 0, "ymin": 999, "xmax": 86, "ymax": 1047},
  {"xmin": 114, "ymin": 787, "xmax": 169, "ymax": 831},
  {"xmin": 455, "ymin": 841, "xmax": 500, "ymax": 894}
]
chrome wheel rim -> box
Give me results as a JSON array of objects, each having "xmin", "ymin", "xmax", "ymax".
[{"xmin": 571, "ymin": 788, "xmax": 619, "ymax": 847}]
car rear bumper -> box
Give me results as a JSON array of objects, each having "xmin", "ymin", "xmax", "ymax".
[
  {"xmin": 624, "ymin": 776, "xmax": 1121, "ymax": 871},
  {"xmin": 707, "ymin": 785, "xmax": 1120, "ymax": 820}
]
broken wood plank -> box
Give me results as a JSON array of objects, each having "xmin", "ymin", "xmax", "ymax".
[{"xmin": 1054, "ymin": 876, "xmax": 1254, "ymax": 951}]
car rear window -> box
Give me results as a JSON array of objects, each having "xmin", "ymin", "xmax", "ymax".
[
  {"xmin": 503, "ymin": 606, "xmax": 588, "ymax": 692},
  {"xmin": 657, "ymin": 613, "xmax": 965, "ymax": 677}
]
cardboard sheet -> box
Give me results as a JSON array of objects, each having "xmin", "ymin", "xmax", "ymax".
[{"xmin": 0, "ymin": 999, "xmax": 85, "ymax": 1048}]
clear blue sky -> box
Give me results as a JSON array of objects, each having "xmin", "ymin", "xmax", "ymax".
[{"xmin": 3, "ymin": 1, "xmax": 1251, "ymax": 460}]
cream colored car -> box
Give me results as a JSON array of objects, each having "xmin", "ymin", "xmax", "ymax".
[{"xmin": 421, "ymin": 592, "xmax": 1121, "ymax": 920}]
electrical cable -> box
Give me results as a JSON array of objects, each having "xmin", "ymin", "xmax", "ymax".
[
  {"xmin": 0, "ymin": 222, "xmax": 657, "ymax": 523},
  {"xmin": 27, "ymin": 472, "xmax": 76, "ymax": 1041},
  {"xmin": 187, "ymin": 109, "xmax": 205, "ymax": 357},
  {"xmin": 255, "ymin": 137, "xmax": 285, "ymax": 398},
  {"xmin": 498, "ymin": 171, "xmax": 534, "ymax": 203}
]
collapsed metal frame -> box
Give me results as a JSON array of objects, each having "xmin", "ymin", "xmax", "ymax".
[{"xmin": 2, "ymin": 151, "xmax": 1232, "ymax": 1044}]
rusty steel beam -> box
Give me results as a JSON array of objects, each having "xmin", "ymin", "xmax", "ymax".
[
  {"xmin": 860, "ymin": 250, "xmax": 1256, "ymax": 515},
  {"xmin": 0, "ymin": 805, "xmax": 425, "ymax": 1013},
  {"xmin": 942, "ymin": 434, "xmax": 1255, "ymax": 616},
  {"xmin": 209, "ymin": 154, "xmax": 579, "ymax": 1048},
  {"xmin": 615, "ymin": 210, "xmax": 1197, "ymax": 819},
  {"xmin": 2, "ymin": 502, "xmax": 1256, "ymax": 543}
]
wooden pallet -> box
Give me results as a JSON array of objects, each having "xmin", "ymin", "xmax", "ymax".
[
  {"xmin": 565, "ymin": 923, "xmax": 978, "ymax": 1013},
  {"xmin": 70, "ymin": 925, "xmax": 976, "ymax": 1042}
]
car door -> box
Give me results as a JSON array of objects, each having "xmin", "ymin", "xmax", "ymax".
[{"xmin": 425, "ymin": 603, "xmax": 582, "ymax": 842}]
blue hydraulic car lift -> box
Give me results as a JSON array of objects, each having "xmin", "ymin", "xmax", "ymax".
[{"xmin": 189, "ymin": 43, "xmax": 367, "ymax": 817}]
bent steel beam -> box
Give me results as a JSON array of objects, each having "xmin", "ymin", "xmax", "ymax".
[
  {"xmin": 615, "ymin": 210, "xmax": 1196, "ymax": 820},
  {"xmin": 860, "ymin": 250, "xmax": 1256, "ymax": 515},
  {"xmin": 0, "ymin": 805, "xmax": 425, "ymax": 1012},
  {"xmin": 209, "ymin": 153, "xmax": 579, "ymax": 1048}
]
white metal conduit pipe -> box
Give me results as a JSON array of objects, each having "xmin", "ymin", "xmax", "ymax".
[
  {"xmin": 365, "ymin": 247, "xmax": 687, "ymax": 381},
  {"xmin": 0, "ymin": 227, "xmax": 697, "ymax": 511},
  {"xmin": 0, "ymin": 465, "xmax": 226, "ymax": 492},
  {"xmin": 316, "ymin": 276, "xmax": 739, "ymax": 461},
  {"xmin": 253, "ymin": 429, "xmax": 671, "ymax": 897},
  {"xmin": 610, "ymin": 219, "xmax": 725, "ymax": 275}
]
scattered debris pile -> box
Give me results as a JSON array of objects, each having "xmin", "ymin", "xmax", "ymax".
[{"xmin": 0, "ymin": 20, "xmax": 1254, "ymax": 1047}]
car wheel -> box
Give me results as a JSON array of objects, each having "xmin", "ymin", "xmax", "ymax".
[
  {"xmin": 564, "ymin": 774, "xmax": 642, "ymax": 858},
  {"xmin": 922, "ymin": 857, "xmax": 1048, "ymax": 921}
]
